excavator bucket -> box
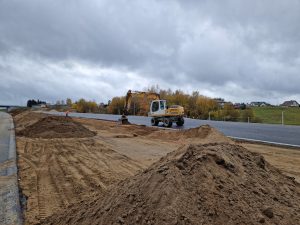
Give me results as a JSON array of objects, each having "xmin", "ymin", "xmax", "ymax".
[{"xmin": 120, "ymin": 115, "xmax": 131, "ymax": 124}]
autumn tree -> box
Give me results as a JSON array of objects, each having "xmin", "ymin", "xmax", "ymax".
[
  {"xmin": 222, "ymin": 103, "xmax": 240, "ymax": 121},
  {"xmin": 76, "ymin": 99, "xmax": 98, "ymax": 113},
  {"xmin": 107, "ymin": 97, "xmax": 125, "ymax": 114},
  {"xmin": 66, "ymin": 98, "xmax": 72, "ymax": 107}
]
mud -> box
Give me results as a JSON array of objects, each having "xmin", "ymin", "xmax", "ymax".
[
  {"xmin": 43, "ymin": 143, "xmax": 300, "ymax": 225},
  {"xmin": 17, "ymin": 116, "xmax": 96, "ymax": 138}
]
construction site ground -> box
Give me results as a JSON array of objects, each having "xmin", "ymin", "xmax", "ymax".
[{"xmin": 13, "ymin": 111, "xmax": 300, "ymax": 225}]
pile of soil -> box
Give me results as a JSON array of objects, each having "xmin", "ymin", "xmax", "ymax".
[
  {"xmin": 17, "ymin": 116, "xmax": 96, "ymax": 138},
  {"xmin": 9, "ymin": 108, "xmax": 28, "ymax": 116},
  {"xmin": 148, "ymin": 125, "xmax": 231, "ymax": 144},
  {"xmin": 43, "ymin": 143, "xmax": 300, "ymax": 225}
]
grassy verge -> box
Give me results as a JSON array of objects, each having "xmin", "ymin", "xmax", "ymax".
[{"xmin": 252, "ymin": 107, "xmax": 300, "ymax": 125}]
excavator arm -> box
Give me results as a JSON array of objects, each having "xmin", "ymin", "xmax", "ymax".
[
  {"xmin": 123, "ymin": 90, "xmax": 160, "ymax": 115},
  {"xmin": 121, "ymin": 90, "xmax": 160, "ymax": 123}
]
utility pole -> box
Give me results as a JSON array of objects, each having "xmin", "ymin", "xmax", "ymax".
[
  {"xmin": 282, "ymin": 111, "xmax": 284, "ymax": 125},
  {"xmin": 208, "ymin": 112, "xmax": 211, "ymax": 121}
]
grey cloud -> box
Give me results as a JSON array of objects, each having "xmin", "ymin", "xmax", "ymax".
[
  {"xmin": 0, "ymin": 0, "xmax": 300, "ymax": 105},
  {"xmin": 0, "ymin": 0, "xmax": 180, "ymax": 68}
]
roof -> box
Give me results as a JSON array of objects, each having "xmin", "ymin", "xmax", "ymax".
[{"xmin": 281, "ymin": 100, "xmax": 299, "ymax": 106}]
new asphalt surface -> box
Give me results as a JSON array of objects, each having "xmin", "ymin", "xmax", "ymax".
[{"xmin": 46, "ymin": 112, "xmax": 300, "ymax": 147}]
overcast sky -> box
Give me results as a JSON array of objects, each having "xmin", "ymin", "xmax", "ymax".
[{"xmin": 1, "ymin": 0, "xmax": 300, "ymax": 105}]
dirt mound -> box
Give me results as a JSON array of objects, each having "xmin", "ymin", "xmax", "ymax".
[
  {"xmin": 148, "ymin": 125, "xmax": 231, "ymax": 144},
  {"xmin": 43, "ymin": 143, "xmax": 300, "ymax": 225},
  {"xmin": 17, "ymin": 116, "xmax": 96, "ymax": 138},
  {"xmin": 13, "ymin": 111, "xmax": 48, "ymax": 133},
  {"xmin": 9, "ymin": 108, "xmax": 28, "ymax": 116}
]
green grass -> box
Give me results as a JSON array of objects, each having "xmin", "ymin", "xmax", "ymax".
[{"xmin": 252, "ymin": 106, "xmax": 300, "ymax": 125}]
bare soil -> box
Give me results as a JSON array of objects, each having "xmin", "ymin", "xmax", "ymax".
[
  {"xmin": 43, "ymin": 143, "xmax": 300, "ymax": 225},
  {"xmin": 241, "ymin": 143, "xmax": 300, "ymax": 183},
  {"xmin": 14, "ymin": 112, "xmax": 146, "ymax": 224},
  {"xmin": 16, "ymin": 116, "xmax": 96, "ymax": 138},
  {"xmin": 13, "ymin": 111, "xmax": 300, "ymax": 225}
]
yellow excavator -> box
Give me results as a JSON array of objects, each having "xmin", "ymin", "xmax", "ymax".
[{"xmin": 121, "ymin": 90, "xmax": 185, "ymax": 127}]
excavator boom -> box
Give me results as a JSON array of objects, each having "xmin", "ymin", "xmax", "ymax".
[{"xmin": 121, "ymin": 90, "xmax": 160, "ymax": 124}]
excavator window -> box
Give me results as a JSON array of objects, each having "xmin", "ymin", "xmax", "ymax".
[
  {"xmin": 160, "ymin": 101, "xmax": 165, "ymax": 110},
  {"xmin": 152, "ymin": 101, "xmax": 159, "ymax": 112}
]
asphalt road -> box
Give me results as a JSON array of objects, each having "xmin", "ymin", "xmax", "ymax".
[
  {"xmin": 46, "ymin": 112, "xmax": 300, "ymax": 147},
  {"xmin": 0, "ymin": 112, "xmax": 22, "ymax": 225}
]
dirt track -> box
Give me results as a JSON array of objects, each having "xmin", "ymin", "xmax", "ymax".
[{"xmin": 13, "ymin": 111, "xmax": 300, "ymax": 224}]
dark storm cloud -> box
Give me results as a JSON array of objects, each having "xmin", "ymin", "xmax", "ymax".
[
  {"xmin": 0, "ymin": 0, "xmax": 180, "ymax": 67},
  {"xmin": 0, "ymin": 0, "xmax": 300, "ymax": 105}
]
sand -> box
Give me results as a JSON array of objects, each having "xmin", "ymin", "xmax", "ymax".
[
  {"xmin": 43, "ymin": 143, "xmax": 300, "ymax": 225},
  {"xmin": 16, "ymin": 116, "xmax": 96, "ymax": 138},
  {"xmin": 12, "ymin": 111, "xmax": 300, "ymax": 225}
]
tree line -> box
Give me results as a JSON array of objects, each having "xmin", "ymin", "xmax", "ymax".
[
  {"xmin": 58, "ymin": 98, "xmax": 107, "ymax": 113},
  {"xmin": 27, "ymin": 99, "xmax": 46, "ymax": 107},
  {"xmin": 107, "ymin": 87, "xmax": 262, "ymax": 122},
  {"xmin": 56, "ymin": 86, "xmax": 262, "ymax": 123}
]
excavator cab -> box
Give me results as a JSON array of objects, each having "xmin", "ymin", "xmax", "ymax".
[{"xmin": 150, "ymin": 100, "xmax": 167, "ymax": 115}]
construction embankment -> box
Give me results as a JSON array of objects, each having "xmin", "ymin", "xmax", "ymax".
[{"xmin": 12, "ymin": 111, "xmax": 300, "ymax": 225}]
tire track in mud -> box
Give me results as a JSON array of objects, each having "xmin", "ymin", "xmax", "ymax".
[
  {"xmin": 98, "ymin": 149, "xmax": 143, "ymax": 176},
  {"xmin": 14, "ymin": 113, "xmax": 157, "ymax": 225},
  {"xmin": 57, "ymin": 151, "xmax": 90, "ymax": 189},
  {"xmin": 20, "ymin": 142, "xmax": 70, "ymax": 221},
  {"xmin": 36, "ymin": 172, "xmax": 48, "ymax": 220},
  {"xmin": 60, "ymin": 149, "xmax": 103, "ymax": 191},
  {"xmin": 17, "ymin": 136, "xmax": 145, "ymax": 224},
  {"xmin": 50, "ymin": 144, "xmax": 75, "ymax": 205},
  {"xmin": 69, "ymin": 151, "xmax": 108, "ymax": 190}
]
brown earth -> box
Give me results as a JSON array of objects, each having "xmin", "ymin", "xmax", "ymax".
[
  {"xmin": 16, "ymin": 116, "xmax": 96, "ymax": 138},
  {"xmin": 9, "ymin": 108, "xmax": 28, "ymax": 116},
  {"xmin": 43, "ymin": 143, "xmax": 300, "ymax": 225},
  {"xmin": 241, "ymin": 143, "xmax": 300, "ymax": 183},
  {"xmin": 13, "ymin": 111, "xmax": 47, "ymax": 133},
  {"xmin": 14, "ymin": 112, "xmax": 179, "ymax": 224},
  {"xmin": 13, "ymin": 111, "xmax": 300, "ymax": 225}
]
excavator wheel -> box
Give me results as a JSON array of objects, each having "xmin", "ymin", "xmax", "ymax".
[
  {"xmin": 151, "ymin": 118, "xmax": 159, "ymax": 126},
  {"xmin": 163, "ymin": 118, "xmax": 172, "ymax": 127},
  {"xmin": 176, "ymin": 117, "xmax": 184, "ymax": 126}
]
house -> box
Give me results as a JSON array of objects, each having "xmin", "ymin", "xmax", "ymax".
[
  {"xmin": 280, "ymin": 100, "xmax": 299, "ymax": 107},
  {"xmin": 213, "ymin": 98, "xmax": 228, "ymax": 108},
  {"xmin": 250, "ymin": 101, "xmax": 271, "ymax": 107},
  {"xmin": 234, "ymin": 103, "xmax": 246, "ymax": 109}
]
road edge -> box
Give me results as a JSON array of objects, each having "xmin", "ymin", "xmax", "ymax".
[
  {"xmin": 7, "ymin": 114, "xmax": 23, "ymax": 224},
  {"xmin": 230, "ymin": 136, "xmax": 300, "ymax": 150}
]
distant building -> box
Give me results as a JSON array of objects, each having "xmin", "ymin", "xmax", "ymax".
[
  {"xmin": 250, "ymin": 101, "xmax": 271, "ymax": 107},
  {"xmin": 280, "ymin": 100, "xmax": 299, "ymax": 107},
  {"xmin": 213, "ymin": 98, "xmax": 228, "ymax": 108},
  {"xmin": 31, "ymin": 103, "xmax": 48, "ymax": 109},
  {"xmin": 234, "ymin": 103, "xmax": 246, "ymax": 109},
  {"xmin": 99, "ymin": 103, "xmax": 109, "ymax": 108}
]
